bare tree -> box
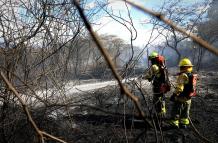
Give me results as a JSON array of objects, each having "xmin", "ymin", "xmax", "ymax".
[{"xmin": 0, "ymin": 0, "xmax": 217, "ymax": 143}]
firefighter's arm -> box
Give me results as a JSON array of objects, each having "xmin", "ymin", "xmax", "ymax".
[
  {"xmin": 174, "ymin": 73, "xmax": 189, "ymax": 95},
  {"xmin": 170, "ymin": 73, "xmax": 189, "ymax": 101},
  {"xmin": 144, "ymin": 65, "xmax": 159, "ymax": 81}
]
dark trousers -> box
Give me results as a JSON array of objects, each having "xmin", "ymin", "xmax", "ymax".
[
  {"xmin": 153, "ymin": 88, "xmax": 165, "ymax": 114},
  {"xmin": 170, "ymin": 99, "xmax": 191, "ymax": 124}
]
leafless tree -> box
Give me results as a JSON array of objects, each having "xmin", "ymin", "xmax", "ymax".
[
  {"xmin": 0, "ymin": 0, "xmax": 217, "ymax": 143},
  {"xmin": 151, "ymin": 0, "xmax": 211, "ymax": 65}
]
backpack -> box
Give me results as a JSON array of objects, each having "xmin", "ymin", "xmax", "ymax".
[
  {"xmin": 153, "ymin": 55, "xmax": 165, "ymax": 66},
  {"xmin": 178, "ymin": 73, "xmax": 198, "ymax": 97},
  {"xmin": 189, "ymin": 73, "xmax": 198, "ymax": 97},
  {"xmin": 154, "ymin": 56, "xmax": 171, "ymax": 93}
]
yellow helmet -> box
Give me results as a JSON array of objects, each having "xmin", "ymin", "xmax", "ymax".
[
  {"xmin": 179, "ymin": 58, "xmax": 193, "ymax": 67},
  {"xmin": 149, "ymin": 51, "xmax": 158, "ymax": 59}
]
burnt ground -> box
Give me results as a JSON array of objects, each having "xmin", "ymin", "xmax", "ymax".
[
  {"xmin": 1, "ymin": 71, "xmax": 217, "ymax": 143},
  {"xmin": 63, "ymin": 71, "xmax": 218, "ymax": 143}
]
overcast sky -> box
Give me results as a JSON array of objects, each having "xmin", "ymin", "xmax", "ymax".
[{"xmin": 87, "ymin": 0, "xmax": 206, "ymax": 48}]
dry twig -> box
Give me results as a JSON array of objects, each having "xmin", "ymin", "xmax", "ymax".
[
  {"xmin": 0, "ymin": 72, "xmax": 68, "ymax": 143},
  {"xmin": 189, "ymin": 117, "xmax": 213, "ymax": 143},
  {"xmin": 124, "ymin": 0, "xmax": 218, "ymax": 56},
  {"xmin": 72, "ymin": 0, "xmax": 152, "ymax": 128}
]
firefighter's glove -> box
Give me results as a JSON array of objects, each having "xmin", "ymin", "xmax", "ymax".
[{"xmin": 170, "ymin": 93, "xmax": 177, "ymax": 102}]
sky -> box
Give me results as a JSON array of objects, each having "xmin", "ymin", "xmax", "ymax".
[
  {"xmin": 87, "ymin": 0, "xmax": 207, "ymax": 48},
  {"xmin": 92, "ymin": 0, "xmax": 164, "ymax": 47}
]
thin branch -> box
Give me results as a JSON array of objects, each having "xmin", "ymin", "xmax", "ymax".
[
  {"xmin": 124, "ymin": 0, "xmax": 218, "ymax": 56},
  {"xmin": 189, "ymin": 117, "xmax": 213, "ymax": 143},
  {"xmin": 72, "ymin": 0, "xmax": 152, "ymax": 128},
  {"xmin": 0, "ymin": 71, "xmax": 68, "ymax": 143}
]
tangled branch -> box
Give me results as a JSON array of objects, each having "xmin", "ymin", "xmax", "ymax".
[
  {"xmin": 0, "ymin": 72, "xmax": 67, "ymax": 143},
  {"xmin": 124, "ymin": 0, "xmax": 218, "ymax": 56},
  {"xmin": 72, "ymin": 0, "xmax": 152, "ymax": 129}
]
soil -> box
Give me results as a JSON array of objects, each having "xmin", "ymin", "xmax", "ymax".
[
  {"xmin": 66, "ymin": 71, "xmax": 218, "ymax": 143},
  {"xmin": 2, "ymin": 71, "xmax": 216, "ymax": 143}
]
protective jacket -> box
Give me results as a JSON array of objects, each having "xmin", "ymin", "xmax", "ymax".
[
  {"xmin": 170, "ymin": 58, "xmax": 196, "ymax": 128},
  {"xmin": 175, "ymin": 72, "xmax": 197, "ymax": 102},
  {"xmin": 145, "ymin": 56, "xmax": 170, "ymax": 93},
  {"xmin": 144, "ymin": 55, "xmax": 170, "ymax": 115}
]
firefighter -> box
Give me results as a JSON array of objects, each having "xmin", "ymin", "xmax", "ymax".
[
  {"xmin": 144, "ymin": 51, "xmax": 170, "ymax": 117},
  {"xmin": 169, "ymin": 58, "xmax": 197, "ymax": 128}
]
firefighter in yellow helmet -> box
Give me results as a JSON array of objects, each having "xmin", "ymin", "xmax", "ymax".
[
  {"xmin": 144, "ymin": 51, "xmax": 170, "ymax": 117},
  {"xmin": 169, "ymin": 58, "xmax": 197, "ymax": 128}
]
